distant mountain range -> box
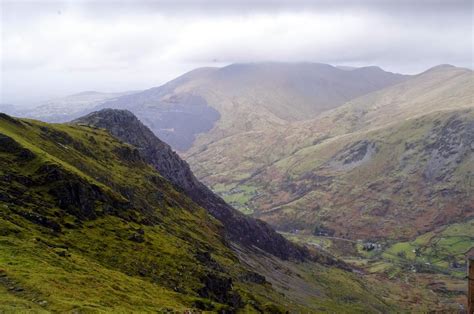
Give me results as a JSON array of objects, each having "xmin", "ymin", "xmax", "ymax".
[
  {"xmin": 8, "ymin": 64, "xmax": 472, "ymax": 243},
  {"xmin": 96, "ymin": 62, "xmax": 407, "ymax": 150},
  {"xmin": 12, "ymin": 91, "xmax": 139, "ymax": 123},
  {"xmin": 19, "ymin": 62, "xmax": 407, "ymax": 151},
  {"xmin": 183, "ymin": 64, "xmax": 473, "ymax": 240}
]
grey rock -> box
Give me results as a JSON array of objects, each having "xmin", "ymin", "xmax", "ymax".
[{"xmin": 73, "ymin": 109, "xmax": 309, "ymax": 261}]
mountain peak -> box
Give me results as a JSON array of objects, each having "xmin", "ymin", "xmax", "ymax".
[
  {"xmin": 354, "ymin": 65, "xmax": 384, "ymax": 71},
  {"xmin": 76, "ymin": 108, "xmax": 137, "ymax": 123},
  {"xmin": 430, "ymin": 64, "xmax": 455, "ymax": 69},
  {"xmin": 73, "ymin": 109, "xmax": 310, "ymax": 261}
]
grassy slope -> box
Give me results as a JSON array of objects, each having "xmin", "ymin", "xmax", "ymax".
[
  {"xmin": 254, "ymin": 109, "xmax": 473, "ymax": 237},
  {"xmin": 182, "ymin": 66, "xmax": 474, "ymax": 310},
  {"xmin": 0, "ymin": 115, "xmax": 403, "ymax": 312},
  {"xmin": 0, "ymin": 115, "xmax": 237, "ymax": 311},
  {"xmin": 187, "ymin": 66, "xmax": 471, "ymax": 186},
  {"xmin": 186, "ymin": 67, "xmax": 473, "ymax": 241}
]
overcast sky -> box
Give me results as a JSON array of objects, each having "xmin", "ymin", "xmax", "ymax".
[{"xmin": 1, "ymin": 0, "xmax": 472, "ymax": 105}]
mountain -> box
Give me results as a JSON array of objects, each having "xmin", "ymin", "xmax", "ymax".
[
  {"xmin": 319, "ymin": 64, "xmax": 472, "ymax": 134},
  {"xmin": 254, "ymin": 108, "xmax": 474, "ymax": 238},
  {"xmin": 2, "ymin": 111, "xmax": 427, "ymax": 312},
  {"xmin": 185, "ymin": 65, "xmax": 473, "ymax": 239},
  {"xmin": 97, "ymin": 62, "xmax": 408, "ymax": 150},
  {"xmin": 179, "ymin": 65, "xmax": 473, "ymax": 309},
  {"xmin": 0, "ymin": 61, "xmax": 468, "ymax": 310},
  {"xmin": 22, "ymin": 91, "xmax": 139, "ymax": 123},
  {"xmin": 72, "ymin": 109, "xmax": 307, "ymax": 260}
]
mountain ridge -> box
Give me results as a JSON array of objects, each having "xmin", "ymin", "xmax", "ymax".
[
  {"xmin": 0, "ymin": 112, "xmax": 416, "ymax": 312},
  {"xmin": 183, "ymin": 64, "xmax": 473, "ymax": 241},
  {"xmin": 88, "ymin": 62, "xmax": 409, "ymax": 151},
  {"xmin": 73, "ymin": 108, "xmax": 309, "ymax": 261}
]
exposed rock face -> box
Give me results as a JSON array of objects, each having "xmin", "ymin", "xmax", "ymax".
[
  {"xmin": 99, "ymin": 93, "xmax": 220, "ymax": 151},
  {"xmin": 423, "ymin": 115, "xmax": 474, "ymax": 182},
  {"xmin": 73, "ymin": 109, "xmax": 308, "ymax": 260},
  {"xmin": 328, "ymin": 140, "xmax": 377, "ymax": 171}
]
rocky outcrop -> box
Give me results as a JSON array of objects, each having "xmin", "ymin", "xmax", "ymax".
[
  {"xmin": 423, "ymin": 115, "xmax": 474, "ymax": 182},
  {"xmin": 98, "ymin": 92, "xmax": 220, "ymax": 151},
  {"xmin": 73, "ymin": 109, "xmax": 309, "ymax": 261},
  {"xmin": 328, "ymin": 140, "xmax": 377, "ymax": 171},
  {"xmin": 0, "ymin": 134, "xmax": 35, "ymax": 161}
]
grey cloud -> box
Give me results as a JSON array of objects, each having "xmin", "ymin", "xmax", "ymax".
[{"xmin": 1, "ymin": 0, "xmax": 472, "ymax": 105}]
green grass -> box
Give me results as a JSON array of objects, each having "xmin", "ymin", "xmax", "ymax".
[
  {"xmin": 0, "ymin": 114, "xmax": 406, "ymax": 312},
  {"xmin": 0, "ymin": 115, "xmax": 259, "ymax": 311},
  {"xmin": 0, "ymin": 236, "xmax": 191, "ymax": 312},
  {"xmin": 383, "ymin": 219, "xmax": 474, "ymax": 277},
  {"xmin": 217, "ymin": 184, "xmax": 257, "ymax": 214},
  {"xmin": 239, "ymin": 109, "xmax": 474, "ymax": 243},
  {"xmin": 281, "ymin": 229, "xmax": 469, "ymax": 311}
]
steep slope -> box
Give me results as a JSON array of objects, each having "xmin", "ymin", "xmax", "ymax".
[
  {"xmin": 185, "ymin": 65, "xmax": 473, "ymax": 221},
  {"xmin": 97, "ymin": 62, "xmax": 407, "ymax": 150},
  {"xmin": 73, "ymin": 109, "xmax": 307, "ymax": 261},
  {"xmin": 254, "ymin": 109, "xmax": 474, "ymax": 239},
  {"xmin": 185, "ymin": 65, "xmax": 472, "ymax": 189},
  {"xmin": 320, "ymin": 64, "xmax": 473, "ymax": 135},
  {"xmin": 0, "ymin": 113, "xmax": 252, "ymax": 311},
  {"xmin": 0, "ymin": 113, "xmax": 413, "ymax": 312}
]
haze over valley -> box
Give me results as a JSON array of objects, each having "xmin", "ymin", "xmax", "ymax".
[{"xmin": 1, "ymin": 0, "xmax": 472, "ymax": 312}]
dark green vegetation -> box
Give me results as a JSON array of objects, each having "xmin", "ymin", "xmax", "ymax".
[
  {"xmin": 0, "ymin": 113, "xmax": 414, "ymax": 312},
  {"xmin": 0, "ymin": 113, "xmax": 246, "ymax": 311},
  {"xmin": 177, "ymin": 64, "xmax": 473, "ymax": 310},
  {"xmin": 72, "ymin": 109, "xmax": 307, "ymax": 261},
  {"xmin": 2, "ymin": 63, "xmax": 472, "ymax": 311}
]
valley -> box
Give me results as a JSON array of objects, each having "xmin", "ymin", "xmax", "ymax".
[
  {"xmin": 281, "ymin": 217, "xmax": 474, "ymax": 311},
  {"xmin": 2, "ymin": 0, "xmax": 472, "ymax": 311},
  {"xmin": 2, "ymin": 62, "xmax": 473, "ymax": 312},
  {"xmin": 1, "ymin": 111, "xmax": 431, "ymax": 312}
]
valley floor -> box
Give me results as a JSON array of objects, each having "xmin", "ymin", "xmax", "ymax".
[{"xmin": 281, "ymin": 219, "xmax": 473, "ymax": 312}]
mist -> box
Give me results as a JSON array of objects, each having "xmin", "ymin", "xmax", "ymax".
[{"xmin": 1, "ymin": 0, "xmax": 472, "ymax": 105}]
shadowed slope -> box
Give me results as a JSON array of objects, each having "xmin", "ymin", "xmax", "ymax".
[{"xmin": 184, "ymin": 65, "xmax": 474, "ymax": 240}]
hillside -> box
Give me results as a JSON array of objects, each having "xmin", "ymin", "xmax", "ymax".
[
  {"xmin": 318, "ymin": 64, "xmax": 473, "ymax": 135},
  {"xmin": 184, "ymin": 66, "xmax": 473, "ymax": 238},
  {"xmin": 0, "ymin": 112, "xmax": 416, "ymax": 312},
  {"xmin": 97, "ymin": 62, "xmax": 407, "ymax": 150},
  {"xmin": 255, "ymin": 109, "xmax": 474, "ymax": 239},
  {"xmin": 179, "ymin": 65, "xmax": 473, "ymax": 310},
  {"xmin": 73, "ymin": 109, "xmax": 307, "ymax": 260}
]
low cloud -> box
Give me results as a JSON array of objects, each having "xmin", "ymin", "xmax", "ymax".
[{"xmin": 1, "ymin": 0, "xmax": 472, "ymax": 105}]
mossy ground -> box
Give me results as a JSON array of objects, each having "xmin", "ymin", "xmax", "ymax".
[
  {"xmin": 0, "ymin": 115, "xmax": 257, "ymax": 311},
  {"xmin": 0, "ymin": 115, "xmax": 403, "ymax": 312}
]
